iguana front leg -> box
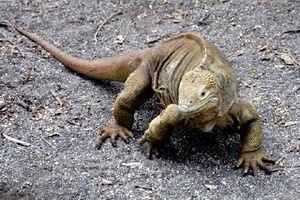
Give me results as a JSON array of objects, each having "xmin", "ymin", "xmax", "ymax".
[
  {"xmin": 235, "ymin": 100, "xmax": 275, "ymax": 175},
  {"xmin": 139, "ymin": 104, "xmax": 184, "ymax": 157},
  {"xmin": 96, "ymin": 66, "xmax": 154, "ymax": 148}
]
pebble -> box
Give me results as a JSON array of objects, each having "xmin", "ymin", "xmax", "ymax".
[{"xmin": 0, "ymin": 100, "xmax": 7, "ymax": 110}]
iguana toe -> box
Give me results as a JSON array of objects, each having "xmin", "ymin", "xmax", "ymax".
[
  {"xmin": 138, "ymin": 136, "xmax": 153, "ymax": 158},
  {"xmin": 96, "ymin": 122, "xmax": 133, "ymax": 149},
  {"xmin": 146, "ymin": 143, "xmax": 153, "ymax": 158},
  {"xmin": 236, "ymin": 148, "xmax": 275, "ymax": 176},
  {"xmin": 139, "ymin": 136, "xmax": 160, "ymax": 159}
]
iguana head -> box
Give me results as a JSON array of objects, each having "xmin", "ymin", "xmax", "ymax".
[{"xmin": 178, "ymin": 70, "xmax": 221, "ymax": 116}]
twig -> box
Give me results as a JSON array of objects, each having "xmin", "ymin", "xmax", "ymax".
[
  {"xmin": 0, "ymin": 21, "xmax": 25, "ymax": 57},
  {"xmin": 94, "ymin": 11, "xmax": 122, "ymax": 43},
  {"xmin": 1, "ymin": 133, "xmax": 31, "ymax": 147},
  {"xmin": 16, "ymin": 100, "xmax": 31, "ymax": 111},
  {"xmin": 275, "ymin": 156, "xmax": 285, "ymax": 166},
  {"xmin": 50, "ymin": 89, "xmax": 63, "ymax": 106},
  {"xmin": 0, "ymin": 20, "xmax": 14, "ymax": 30},
  {"xmin": 287, "ymin": 49, "xmax": 299, "ymax": 66},
  {"xmin": 281, "ymin": 29, "xmax": 300, "ymax": 36},
  {"xmin": 269, "ymin": 165, "xmax": 300, "ymax": 173},
  {"xmin": 134, "ymin": 185, "xmax": 153, "ymax": 191},
  {"xmin": 66, "ymin": 119, "xmax": 81, "ymax": 126},
  {"xmin": 268, "ymin": 156, "xmax": 300, "ymax": 173},
  {"xmin": 278, "ymin": 165, "xmax": 300, "ymax": 168},
  {"xmin": 40, "ymin": 134, "xmax": 55, "ymax": 148}
]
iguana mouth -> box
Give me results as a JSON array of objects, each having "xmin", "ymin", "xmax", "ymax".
[
  {"xmin": 178, "ymin": 97, "xmax": 219, "ymax": 115},
  {"xmin": 178, "ymin": 104, "xmax": 205, "ymax": 115}
]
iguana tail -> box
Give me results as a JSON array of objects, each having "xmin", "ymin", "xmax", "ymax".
[{"xmin": 15, "ymin": 27, "xmax": 148, "ymax": 82}]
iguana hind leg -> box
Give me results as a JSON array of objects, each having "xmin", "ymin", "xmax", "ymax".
[{"xmin": 96, "ymin": 66, "xmax": 154, "ymax": 148}]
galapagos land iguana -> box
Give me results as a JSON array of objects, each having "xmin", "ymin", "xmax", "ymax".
[{"xmin": 12, "ymin": 26, "xmax": 275, "ymax": 176}]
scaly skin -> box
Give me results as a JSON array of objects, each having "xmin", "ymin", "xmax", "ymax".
[{"xmin": 12, "ymin": 25, "xmax": 275, "ymax": 175}]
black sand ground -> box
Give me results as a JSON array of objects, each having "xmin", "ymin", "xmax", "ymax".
[{"xmin": 0, "ymin": 0, "xmax": 299, "ymax": 199}]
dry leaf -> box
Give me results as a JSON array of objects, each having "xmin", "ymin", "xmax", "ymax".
[
  {"xmin": 145, "ymin": 36, "xmax": 161, "ymax": 44},
  {"xmin": 166, "ymin": 10, "xmax": 188, "ymax": 23},
  {"xmin": 102, "ymin": 178, "xmax": 114, "ymax": 185},
  {"xmin": 45, "ymin": 132, "xmax": 60, "ymax": 138},
  {"xmin": 204, "ymin": 184, "xmax": 218, "ymax": 190},
  {"xmin": 33, "ymin": 150, "xmax": 44, "ymax": 158},
  {"xmin": 259, "ymin": 45, "xmax": 268, "ymax": 52},
  {"xmin": 54, "ymin": 108, "xmax": 64, "ymax": 115},
  {"xmin": 137, "ymin": 12, "xmax": 147, "ymax": 19},
  {"xmin": 274, "ymin": 64, "xmax": 285, "ymax": 69},
  {"xmin": 236, "ymin": 48, "xmax": 245, "ymax": 56},
  {"xmin": 122, "ymin": 162, "xmax": 142, "ymax": 168},
  {"xmin": 12, "ymin": 0, "xmax": 31, "ymax": 4},
  {"xmin": 44, "ymin": 156, "xmax": 51, "ymax": 161},
  {"xmin": 280, "ymin": 53, "xmax": 295, "ymax": 65},
  {"xmin": 284, "ymin": 121, "xmax": 300, "ymax": 127}
]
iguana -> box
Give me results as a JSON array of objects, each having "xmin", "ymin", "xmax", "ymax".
[{"xmin": 13, "ymin": 26, "xmax": 275, "ymax": 175}]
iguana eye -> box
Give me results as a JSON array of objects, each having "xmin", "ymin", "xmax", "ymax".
[{"xmin": 199, "ymin": 90, "xmax": 208, "ymax": 98}]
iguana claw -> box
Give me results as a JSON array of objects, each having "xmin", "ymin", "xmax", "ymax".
[
  {"xmin": 236, "ymin": 148, "xmax": 275, "ymax": 176},
  {"xmin": 139, "ymin": 136, "xmax": 160, "ymax": 159},
  {"xmin": 96, "ymin": 122, "xmax": 133, "ymax": 149}
]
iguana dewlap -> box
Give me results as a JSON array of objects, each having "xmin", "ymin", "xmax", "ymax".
[{"xmin": 14, "ymin": 27, "xmax": 275, "ymax": 176}]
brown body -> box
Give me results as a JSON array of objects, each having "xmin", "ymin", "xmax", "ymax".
[{"xmin": 14, "ymin": 27, "xmax": 275, "ymax": 176}]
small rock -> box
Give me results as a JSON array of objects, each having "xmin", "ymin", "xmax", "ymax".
[
  {"xmin": 274, "ymin": 64, "xmax": 285, "ymax": 69},
  {"xmin": 122, "ymin": 162, "xmax": 142, "ymax": 168},
  {"xmin": 114, "ymin": 35, "xmax": 125, "ymax": 44},
  {"xmin": 0, "ymin": 100, "xmax": 7, "ymax": 110},
  {"xmin": 205, "ymin": 184, "xmax": 218, "ymax": 190}
]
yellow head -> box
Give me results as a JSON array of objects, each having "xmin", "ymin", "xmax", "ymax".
[{"xmin": 178, "ymin": 70, "xmax": 221, "ymax": 117}]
